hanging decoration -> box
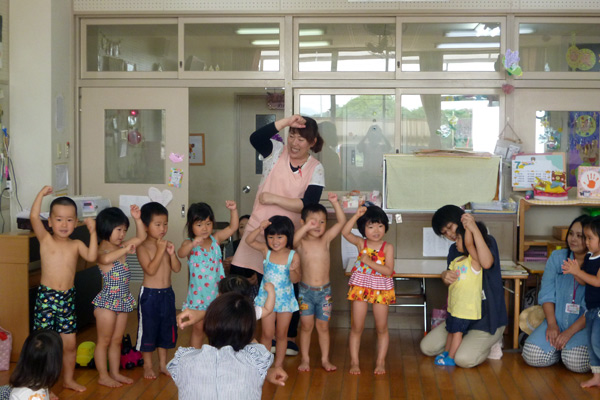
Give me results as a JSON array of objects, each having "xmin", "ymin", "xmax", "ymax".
[
  {"xmin": 503, "ymin": 49, "xmax": 522, "ymax": 77},
  {"xmin": 566, "ymin": 33, "xmax": 596, "ymax": 71},
  {"xmin": 567, "ymin": 111, "xmax": 600, "ymax": 186}
]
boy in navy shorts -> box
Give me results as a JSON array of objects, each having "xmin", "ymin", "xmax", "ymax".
[
  {"xmin": 293, "ymin": 193, "xmax": 346, "ymax": 372},
  {"xmin": 136, "ymin": 202, "xmax": 181, "ymax": 379}
]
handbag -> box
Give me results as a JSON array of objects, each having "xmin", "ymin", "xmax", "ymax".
[{"xmin": 0, "ymin": 326, "xmax": 12, "ymax": 371}]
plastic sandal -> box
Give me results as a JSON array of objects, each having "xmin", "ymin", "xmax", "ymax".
[{"xmin": 434, "ymin": 356, "xmax": 456, "ymax": 366}]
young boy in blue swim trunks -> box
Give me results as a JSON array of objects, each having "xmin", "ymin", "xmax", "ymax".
[
  {"xmin": 135, "ymin": 202, "xmax": 181, "ymax": 379},
  {"xmin": 30, "ymin": 185, "xmax": 98, "ymax": 393}
]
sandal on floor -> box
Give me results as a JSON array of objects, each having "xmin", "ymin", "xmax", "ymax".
[
  {"xmin": 434, "ymin": 351, "xmax": 449, "ymax": 362},
  {"xmin": 434, "ymin": 356, "xmax": 456, "ymax": 366}
]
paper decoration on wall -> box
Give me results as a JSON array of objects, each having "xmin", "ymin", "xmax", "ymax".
[
  {"xmin": 566, "ymin": 33, "xmax": 596, "ymax": 71},
  {"xmin": 511, "ymin": 153, "xmax": 566, "ymax": 191},
  {"xmin": 503, "ymin": 49, "xmax": 522, "ymax": 77},
  {"xmin": 567, "ymin": 111, "xmax": 599, "ymax": 186},
  {"xmin": 148, "ymin": 187, "xmax": 173, "ymax": 206},
  {"xmin": 169, "ymin": 152, "xmax": 184, "ymax": 163},
  {"xmin": 168, "ymin": 168, "xmax": 183, "ymax": 188},
  {"xmin": 577, "ymin": 166, "xmax": 600, "ymax": 198}
]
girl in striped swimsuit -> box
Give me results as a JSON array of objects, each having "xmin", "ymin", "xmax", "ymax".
[{"xmin": 342, "ymin": 205, "xmax": 396, "ymax": 376}]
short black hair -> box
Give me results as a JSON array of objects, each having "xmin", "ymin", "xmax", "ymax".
[
  {"xmin": 357, "ymin": 206, "xmax": 389, "ymax": 237},
  {"xmin": 239, "ymin": 214, "xmax": 250, "ymax": 222},
  {"xmin": 185, "ymin": 202, "xmax": 214, "ymax": 238},
  {"xmin": 566, "ymin": 215, "xmax": 591, "ymax": 254},
  {"xmin": 584, "ymin": 216, "xmax": 600, "ymax": 240},
  {"xmin": 96, "ymin": 207, "xmax": 130, "ymax": 242},
  {"xmin": 455, "ymin": 221, "xmax": 490, "ymax": 256},
  {"xmin": 10, "ymin": 330, "xmax": 63, "ymax": 391},
  {"xmin": 49, "ymin": 196, "xmax": 77, "ymax": 216},
  {"xmin": 264, "ymin": 215, "xmax": 295, "ymax": 250},
  {"xmin": 431, "ymin": 205, "xmax": 465, "ymax": 237},
  {"xmin": 204, "ymin": 292, "xmax": 255, "ymax": 351},
  {"xmin": 140, "ymin": 202, "xmax": 168, "ymax": 227},
  {"xmin": 301, "ymin": 203, "xmax": 327, "ymax": 221},
  {"xmin": 218, "ymin": 275, "xmax": 252, "ymax": 297}
]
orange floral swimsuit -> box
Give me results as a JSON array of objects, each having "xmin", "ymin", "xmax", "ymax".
[{"xmin": 347, "ymin": 239, "xmax": 396, "ymax": 305}]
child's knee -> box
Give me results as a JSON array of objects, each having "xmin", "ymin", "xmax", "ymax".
[
  {"xmin": 315, "ymin": 319, "xmax": 329, "ymax": 334},
  {"xmin": 301, "ymin": 318, "xmax": 315, "ymax": 332}
]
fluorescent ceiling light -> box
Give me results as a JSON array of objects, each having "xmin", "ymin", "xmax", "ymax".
[
  {"xmin": 299, "ymin": 41, "xmax": 331, "ymax": 48},
  {"xmin": 237, "ymin": 28, "xmax": 324, "ymax": 36},
  {"xmin": 518, "ymin": 27, "xmax": 535, "ymax": 34},
  {"xmin": 445, "ymin": 26, "xmax": 534, "ymax": 37},
  {"xmin": 436, "ymin": 42, "xmax": 501, "ymax": 49},
  {"xmin": 252, "ymin": 39, "xmax": 280, "ymax": 46}
]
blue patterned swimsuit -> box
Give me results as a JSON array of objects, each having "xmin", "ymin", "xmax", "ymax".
[
  {"xmin": 183, "ymin": 235, "xmax": 224, "ymax": 311},
  {"xmin": 255, "ymin": 250, "xmax": 298, "ymax": 313},
  {"xmin": 92, "ymin": 260, "xmax": 136, "ymax": 313}
]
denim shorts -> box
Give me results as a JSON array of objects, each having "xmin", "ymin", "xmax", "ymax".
[
  {"xmin": 445, "ymin": 313, "xmax": 471, "ymax": 334},
  {"xmin": 298, "ymin": 282, "xmax": 333, "ymax": 321}
]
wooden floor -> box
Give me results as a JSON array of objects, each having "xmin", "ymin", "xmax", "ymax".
[{"xmin": 1, "ymin": 319, "xmax": 598, "ymax": 400}]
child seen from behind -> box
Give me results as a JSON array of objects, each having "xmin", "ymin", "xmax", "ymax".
[
  {"xmin": 293, "ymin": 193, "xmax": 346, "ymax": 372},
  {"xmin": 434, "ymin": 221, "xmax": 485, "ymax": 366},
  {"xmin": 177, "ymin": 201, "xmax": 239, "ymax": 348},
  {"xmin": 136, "ymin": 202, "xmax": 181, "ymax": 379},
  {"xmin": 563, "ymin": 216, "xmax": 600, "ymax": 387},
  {"xmin": 30, "ymin": 186, "xmax": 98, "ymax": 392},
  {"xmin": 93, "ymin": 205, "xmax": 146, "ymax": 387},
  {"xmin": 8, "ymin": 330, "xmax": 62, "ymax": 400},
  {"xmin": 246, "ymin": 215, "xmax": 301, "ymax": 376},
  {"xmin": 343, "ymin": 205, "xmax": 395, "ymax": 375}
]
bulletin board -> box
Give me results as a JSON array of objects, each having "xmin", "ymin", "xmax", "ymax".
[
  {"xmin": 383, "ymin": 154, "xmax": 501, "ymax": 210},
  {"xmin": 511, "ymin": 152, "xmax": 566, "ymax": 190}
]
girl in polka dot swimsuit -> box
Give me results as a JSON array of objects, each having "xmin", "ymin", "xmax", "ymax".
[{"xmin": 177, "ymin": 201, "xmax": 239, "ymax": 348}]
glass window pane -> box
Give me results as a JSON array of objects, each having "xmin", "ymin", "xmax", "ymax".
[
  {"xmin": 298, "ymin": 23, "xmax": 396, "ymax": 72},
  {"xmin": 87, "ymin": 24, "xmax": 178, "ymax": 72},
  {"xmin": 519, "ymin": 23, "xmax": 600, "ymax": 72},
  {"xmin": 401, "ymin": 94, "xmax": 499, "ymax": 153},
  {"xmin": 401, "ymin": 23, "xmax": 501, "ymax": 72},
  {"xmin": 299, "ymin": 94, "xmax": 395, "ymax": 191},
  {"xmin": 105, "ymin": 109, "xmax": 165, "ymax": 184},
  {"xmin": 184, "ymin": 23, "xmax": 280, "ymax": 72}
]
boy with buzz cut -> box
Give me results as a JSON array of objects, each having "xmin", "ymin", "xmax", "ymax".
[
  {"xmin": 293, "ymin": 192, "xmax": 346, "ymax": 372},
  {"xmin": 30, "ymin": 185, "xmax": 98, "ymax": 393},
  {"xmin": 136, "ymin": 202, "xmax": 181, "ymax": 380}
]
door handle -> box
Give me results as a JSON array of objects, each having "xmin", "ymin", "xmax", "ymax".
[{"xmin": 242, "ymin": 185, "xmax": 251, "ymax": 193}]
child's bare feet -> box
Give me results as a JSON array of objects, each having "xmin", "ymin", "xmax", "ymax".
[
  {"xmin": 63, "ymin": 379, "xmax": 86, "ymax": 392},
  {"xmin": 143, "ymin": 366, "xmax": 157, "ymax": 380},
  {"xmin": 160, "ymin": 366, "xmax": 171, "ymax": 377},
  {"xmin": 298, "ymin": 360, "xmax": 310, "ymax": 372},
  {"xmin": 374, "ymin": 364, "xmax": 386, "ymax": 375},
  {"xmin": 111, "ymin": 373, "xmax": 134, "ymax": 385},
  {"xmin": 98, "ymin": 375, "xmax": 123, "ymax": 388},
  {"xmin": 349, "ymin": 363, "xmax": 361, "ymax": 375},
  {"xmin": 322, "ymin": 360, "xmax": 337, "ymax": 372},
  {"xmin": 581, "ymin": 375, "xmax": 600, "ymax": 388}
]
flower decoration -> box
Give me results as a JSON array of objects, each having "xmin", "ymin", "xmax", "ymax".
[{"xmin": 503, "ymin": 49, "xmax": 522, "ymax": 77}]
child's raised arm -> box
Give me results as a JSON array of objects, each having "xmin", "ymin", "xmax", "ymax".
[
  {"xmin": 360, "ymin": 242, "xmax": 395, "ymax": 276},
  {"xmin": 463, "ymin": 227, "xmax": 481, "ymax": 271},
  {"xmin": 563, "ymin": 258, "xmax": 599, "ymax": 286},
  {"xmin": 342, "ymin": 206, "xmax": 367, "ymax": 250},
  {"xmin": 30, "ymin": 186, "xmax": 53, "ymax": 242},
  {"xmin": 124, "ymin": 205, "xmax": 147, "ymax": 247},
  {"xmin": 213, "ymin": 200, "xmax": 239, "ymax": 244},
  {"xmin": 323, "ymin": 193, "xmax": 347, "ymax": 243},
  {"xmin": 462, "ymin": 214, "xmax": 493, "ymax": 269},
  {"xmin": 78, "ymin": 218, "xmax": 98, "ymax": 262},
  {"xmin": 293, "ymin": 218, "xmax": 318, "ymax": 248},
  {"xmin": 245, "ymin": 220, "xmax": 270, "ymax": 256},
  {"xmin": 177, "ymin": 237, "xmax": 202, "ymax": 258}
]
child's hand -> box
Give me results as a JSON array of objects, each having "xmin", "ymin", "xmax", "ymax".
[
  {"xmin": 166, "ymin": 241, "xmax": 175, "ymax": 255},
  {"xmin": 130, "ymin": 204, "xmax": 141, "ymax": 219},
  {"xmin": 308, "ymin": 219, "xmax": 319, "ymax": 230},
  {"xmin": 290, "ymin": 257, "xmax": 300, "ymax": 271},
  {"xmin": 461, "ymin": 213, "xmax": 477, "ymax": 232},
  {"xmin": 328, "ymin": 192, "xmax": 338, "ymax": 203},
  {"xmin": 84, "ymin": 218, "xmax": 95, "ymax": 234},
  {"xmin": 176, "ymin": 309, "xmax": 204, "ymax": 330},
  {"xmin": 264, "ymin": 281, "xmax": 275, "ymax": 294},
  {"xmin": 157, "ymin": 238, "xmax": 168, "ymax": 252},
  {"xmin": 356, "ymin": 206, "xmax": 367, "ymax": 217},
  {"xmin": 260, "ymin": 220, "xmax": 272, "ymax": 231},
  {"xmin": 40, "ymin": 185, "xmax": 53, "ymax": 197},
  {"xmin": 225, "ymin": 200, "xmax": 237, "ymax": 210},
  {"xmin": 126, "ymin": 244, "xmax": 136, "ymax": 254},
  {"xmin": 562, "ymin": 259, "xmax": 581, "ymax": 275},
  {"xmin": 266, "ymin": 366, "xmax": 288, "ymax": 387},
  {"xmin": 360, "ymin": 252, "xmax": 372, "ymax": 265},
  {"xmin": 191, "ymin": 237, "xmax": 203, "ymax": 247}
]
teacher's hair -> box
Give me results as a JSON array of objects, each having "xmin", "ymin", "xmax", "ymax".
[
  {"xmin": 291, "ymin": 116, "xmax": 324, "ymax": 153},
  {"xmin": 10, "ymin": 330, "xmax": 63, "ymax": 391},
  {"xmin": 565, "ymin": 215, "xmax": 591, "ymax": 254},
  {"xmin": 431, "ymin": 205, "xmax": 465, "ymax": 236},
  {"xmin": 204, "ymin": 292, "xmax": 256, "ymax": 351}
]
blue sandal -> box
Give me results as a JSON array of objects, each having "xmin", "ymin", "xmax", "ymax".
[
  {"xmin": 434, "ymin": 351, "xmax": 449, "ymax": 362},
  {"xmin": 434, "ymin": 355, "xmax": 456, "ymax": 366}
]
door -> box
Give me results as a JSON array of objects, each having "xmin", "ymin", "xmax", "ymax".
[
  {"xmin": 236, "ymin": 95, "xmax": 284, "ymax": 215},
  {"xmin": 80, "ymin": 87, "xmax": 189, "ymax": 306}
]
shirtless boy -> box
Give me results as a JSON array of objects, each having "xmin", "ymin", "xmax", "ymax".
[
  {"xmin": 293, "ymin": 192, "xmax": 346, "ymax": 372},
  {"xmin": 135, "ymin": 202, "xmax": 181, "ymax": 379},
  {"xmin": 30, "ymin": 185, "xmax": 98, "ymax": 393}
]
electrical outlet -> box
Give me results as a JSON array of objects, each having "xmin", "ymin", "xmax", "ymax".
[
  {"xmin": 65, "ymin": 142, "xmax": 70, "ymax": 159},
  {"xmin": 57, "ymin": 143, "xmax": 62, "ymax": 159},
  {"xmin": 6, "ymin": 180, "xmax": 12, "ymax": 192}
]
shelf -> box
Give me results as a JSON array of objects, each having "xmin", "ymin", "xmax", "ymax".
[{"xmin": 523, "ymin": 235, "xmax": 564, "ymax": 247}]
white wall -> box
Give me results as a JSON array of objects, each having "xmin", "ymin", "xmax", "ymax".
[{"xmin": 9, "ymin": 0, "xmax": 72, "ymax": 220}]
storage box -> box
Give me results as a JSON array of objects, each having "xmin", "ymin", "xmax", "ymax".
[{"xmin": 553, "ymin": 226, "xmax": 569, "ymax": 241}]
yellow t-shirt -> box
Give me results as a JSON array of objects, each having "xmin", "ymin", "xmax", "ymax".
[{"xmin": 447, "ymin": 255, "xmax": 482, "ymax": 320}]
